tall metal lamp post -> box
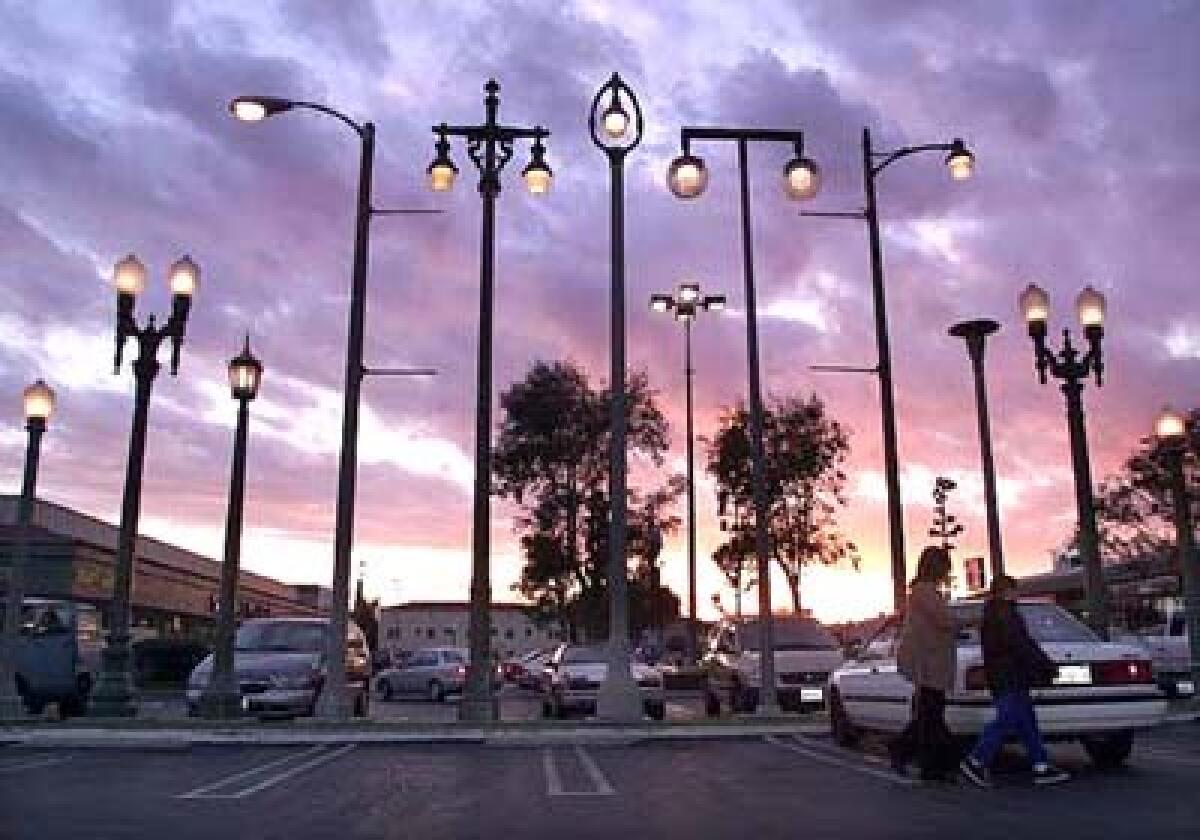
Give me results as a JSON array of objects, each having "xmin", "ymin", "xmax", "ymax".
[
  {"xmin": 949, "ymin": 318, "xmax": 1005, "ymax": 578},
  {"xmin": 428, "ymin": 79, "xmax": 551, "ymax": 722},
  {"xmin": 0, "ymin": 380, "xmax": 55, "ymax": 719},
  {"xmin": 667, "ymin": 126, "xmax": 821, "ymax": 713},
  {"xmin": 200, "ymin": 338, "xmax": 264, "ymax": 719},
  {"xmin": 649, "ymin": 281, "xmax": 725, "ymax": 663},
  {"xmin": 1019, "ymin": 282, "xmax": 1110, "ymax": 638},
  {"xmin": 1153, "ymin": 407, "xmax": 1200, "ymax": 703},
  {"xmin": 804, "ymin": 131, "xmax": 974, "ymax": 612},
  {"xmin": 230, "ymin": 94, "xmax": 438, "ymax": 719},
  {"xmin": 587, "ymin": 72, "xmax": 644, "ymax": 721},
  {"xmin": 92, "ymin": 254, "xmax": 198, "ymax": 717}
]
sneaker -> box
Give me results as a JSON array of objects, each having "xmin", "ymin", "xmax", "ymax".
[
  {"xmin": 959, "ymin": 757, "xmax": 993, "ymax": 788},
  {"xmin": 1032, "ymin": 764, "xmax": 1070, "ymax": 786}
]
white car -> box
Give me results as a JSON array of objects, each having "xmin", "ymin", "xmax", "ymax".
[
  {"xmin": 701, "ymin": 616, "xmax": 845, "ymax": 715},
  {"xmin": 542, "ymin": 644, "xmax": 665, "ymax": 720},
  {"xmin": 827, "ymin": 601, "xmax": 1168, "ymax": 768}
]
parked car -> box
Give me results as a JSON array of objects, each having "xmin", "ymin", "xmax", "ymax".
[
  {"xmin": 375, "ymin": 646, "xmax": 482, "ymax": 702},
  {"xmin": 517, "ymin": 648, "xmax": 555, "ymax": 691},
  {"xmin": 827, "ymin": 601, "xmax": 1168, "ymax": 768},
  {"xmin": 701, "ymin": 615, "xmax": 844, "ymax": 715},
  {"xmin": 1134, "ymin": 608, "xmax": 1195, "ymax": 698},
  {"xmin": 12, "ymin": 598, "xmax": 102, "ymax": 717},
  {"xmin": 186, "ymin": 617, "xmax": 371, "ymax": 718},
  {"xmin": 542, "ymin": 644, "xmax": 665, "ymax": 720}
]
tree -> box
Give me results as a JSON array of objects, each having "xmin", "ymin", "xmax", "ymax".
[
  {"xmin": 1090, "ymin": 407, "xmax": 1200, "ymax": 561},
  {"xmin": 494, "ymin": 360, "xmax": 683, "ymax": 641},
  {"xmin": 706, "ymin": 394, "xmax": 858, "ymax": 613}
]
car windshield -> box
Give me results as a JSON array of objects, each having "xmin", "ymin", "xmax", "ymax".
[
  {"xmin": 234, "ymin": 621, "xmax": 326, "ymax": 652},
  {"xmin": 738, "ymin": 619, "xmax": 839, "ymax": 652},
  {"xmin": 562, "ymin": 646, "xmax": 606, "ymax": 664},
  {"xmin": 953, "ymin": 603, "xmax": 1099, "ymax": 645}
]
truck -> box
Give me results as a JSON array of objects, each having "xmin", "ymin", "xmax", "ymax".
[{"xmin": 1137, "ymin": 608, "xmax": 1195, "ymax": 699}]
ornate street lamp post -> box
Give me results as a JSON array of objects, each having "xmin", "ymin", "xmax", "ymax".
[
  {"xmin": 429, "ymin": 79, "xmax": 551, "ymax": 722},
  {"xmin": 91, "ymin": 254, "xmax": 198, "ymax": 716},
  {"xmin": 1019, "ymin": 282, "xmax": 1110, "ymax": 638},
  {"xmin": 0, "ymin": 380, "xmax": 55, "ymax": 719},
  {"xmin": 667, "ymin": 126, "xmax": 820, "ymax": 714},
  {"xmin": 588, "ymin": 71, "xmax": 644, "ymax": 721},
  {"xmin": 804, "ymin": 132, "xmax": 974, "ymax": 612},
  {"xmin": 649, "ymin": 281, "xmax": 725, "ymax": 663},
  {"xmin": 200, "ymin": 337, "xmax": 264, "ymax": 719},
  {"xmin": 1153, "ymin": 407, "xmax": 1200, "ymax": 704},
  {"xmin": 949, "ymin": 318, "xmax": 1005, "ymax": 578}
]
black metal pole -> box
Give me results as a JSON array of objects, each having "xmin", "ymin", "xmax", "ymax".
[
  {"xmin": 1062, "ymin": 378, "xmax": 1108, "ymax": 638},
  {"xmin": 1166, "ymin": 450, "xmax": 1200, "ymax": 702},
  {"xmin": 321, "ymin": 122, "xmax": 375, "ymax": 720},
  {"xmin": 862, "ymin": 128, "xmax": 907, "ymax": 614},
  {"xmin": 92, "ymin": 349, "xmax": 159, "ymax": 717},
  {"xmin": 685, "ymin": 318, "xmax": 697, "ymax": 662},
  {"xmin": 0, "ymin": 416, "xmax": 46, "ymax": 718},
  {"xmin": 736, "ymin": 138, "xmax": 778, "ymax": 714},
  {"xmin": 201, "ymin": 397, "xmax": 251, "ymax": 719}
]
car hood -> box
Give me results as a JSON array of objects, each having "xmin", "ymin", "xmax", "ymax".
[
  {"xmin": 558, "ymin": 662, "xmax": 660, "ymax": 681},
  {"xmin": 957, "ymin": 641, "xmax": 1152, "ymax": 668},
  {"xmin": 739, "ymin": 649, "xmax": 844, "ymax": 672},
  {"xmin": 189, "ymin": 650, "xmax": 322, "ymax": 683}
]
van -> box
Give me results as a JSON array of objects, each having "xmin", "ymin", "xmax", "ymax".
[{"xmin": 13, "ymin": 598, "xmax": 102, "ymax": 716}]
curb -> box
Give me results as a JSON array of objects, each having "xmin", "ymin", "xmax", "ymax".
[{"xmin": 0, "ymin": 721, "xmax": 828, "ymax": 750}]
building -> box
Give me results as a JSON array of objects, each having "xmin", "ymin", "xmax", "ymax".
[
  {"xmin": 0, "ymin": 496, "xmax": 329, "ymax": 642},
  {"xmin": 379, "ymin": 601, "xmax": 560, "ymax": 662}
]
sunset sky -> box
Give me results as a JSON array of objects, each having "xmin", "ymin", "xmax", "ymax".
[{"xmin": 1, "ymin": 1, "xmax": 1197, "ymax": 623}]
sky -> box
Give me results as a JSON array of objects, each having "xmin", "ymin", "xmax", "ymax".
[{"xmin": 1, "ymin": 0, "xmax": 1198, "ymax": 623}]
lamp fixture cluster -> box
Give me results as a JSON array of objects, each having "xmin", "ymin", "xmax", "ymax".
[{"xmin": 649, "ymin": 282, "xmax": 726, "ymax": 322}]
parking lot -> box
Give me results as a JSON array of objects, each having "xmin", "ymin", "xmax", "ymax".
[{"xmin": 3, "ymin": 720, "xmax": 1197, "ymax": 839}]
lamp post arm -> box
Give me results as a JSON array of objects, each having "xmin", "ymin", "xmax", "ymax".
[
  {"xmin": 293, "ymin": 101, "xmax": 366, "ymax": 137},
  {"xmin": 870, "ymin": 142, "xmax": 955, "ymax": 177}
]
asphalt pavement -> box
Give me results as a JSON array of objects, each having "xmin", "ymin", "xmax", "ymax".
[{"xmin": 3, "ymin": 720, "xmax": 1197, "ymax": 839}]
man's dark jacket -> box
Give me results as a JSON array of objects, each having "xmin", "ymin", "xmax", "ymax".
[{"xmin": 980, "ymin": 599, "xmax": 1057, "ymax": 695}]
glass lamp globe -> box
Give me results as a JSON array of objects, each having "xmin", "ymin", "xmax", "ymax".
[
  {"xmin": 523, "ymin": 160, "xmax": 552, "ymax": 195},
  {"xmin": 113, "ymin": 254, "xmax": 147, "ymax": 296},
  {"xmin": 783, "ymin": 157, "xmax": 821, "ymax": 200},
  {"xmin": 428, "ymin": 159, "xmax": 457, "ymax": 192},
  {"xmin": 227, "ymin": 339, "xmax": 264, "ymax": 401},
  {"xmin": 231, "ymin": 99, "xmax": 267, "ymax": 122},
  {"xmin": 1155, "ymin": 407, "xmax": 1186, "ymax": 443},
  {"xmin": 22, "ymin": 379, "xmax": 55, "ymax": 423},
  {"xmin": 602, "ymin": 102, "xmax": 629, "ymax": 139},
  {"xmin": 1019, "ymin": 283, "xmax": 1050, "ymax": 325},
  {"xmin": 169, "ymin": 255, "xmax": 200, "ymax": 297},
  {"xmin": 946, "ymin": 141, "xmax": 975, "ymax": 181},
  {"xmin": 1076, "ymin": 285, "xmax": 1106, "ymax": 328},
  {"xmin": 667, "ymin": 153, "xmax": 708, "ymax": 199}
]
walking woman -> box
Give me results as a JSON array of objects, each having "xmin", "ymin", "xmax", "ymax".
[
  {"xmin": 959, "ymin": 574, "xmax": 1070, "ymax": 787},
  {"xmin": 889, "ymin": 546, "xmax": 958, "ymax": 781}
]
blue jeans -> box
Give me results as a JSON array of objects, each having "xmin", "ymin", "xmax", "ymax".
[{"xmin": 969, "ymin": 689, "xmax": 1050, "ymax": 767}]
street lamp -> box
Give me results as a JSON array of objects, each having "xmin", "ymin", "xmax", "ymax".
[
  {"xmin": 649, "ymin": 281, "xmax": 725, "ymax": 663},
  {"xmin": 1020, "ymin": 282, "xmax": 1110, "ymax": 638},
  {"xmin": 430, "ymin": 79, "xmax": 550, "ymax": 722},
  {"xmin": 1153, "ymin": 407, "xmax": 1200, "ymax": 705},
  {"xmin": 590, "ymin": 71, "xmax": 643, "ymax": 722},
  {"xmin": 91, "ymin": 254, "xmax": 198, "ymax": 717},
  {"xmin": 803, "ymin": 130, "xmax": 974, "ymax": 613},
  {"xmin": 949, "ymin": 318, "xmax": 1005, "ymax": 578},
  {"xmin": 231, "ymin": 93, "xmax": 437, "ymax": 719},
  {"xmin": 200, "ymin": 337, "xmax": 264, "ymax": 719},
  {"xmin": 667, "ymin": 125, "xmax": 820, "ymax": 714},
  {"xmin": 0, "ymin": 380, "xmax": 55, "ymax": 719}
]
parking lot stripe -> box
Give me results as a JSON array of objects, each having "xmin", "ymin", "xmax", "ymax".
[
  {"xmin": 574, "ymin": 745, "xmax": 615, "ymax": 796},
  {"xmin": 220, "ymin": 744, "xmax": 356, "ymax": 799},
  {"xmin": 542, "ymin": 747, "xmax": 615, "ymax": 797},
  {"xmin": 176, "ymin": 745, "xmax": 328, "ymax": 799},
  {"xmin": 543, "ymin": 749, "xmax": 565, "ymax": 796},
  {"xmin": 0, "ymin": 755, "xmax": 71, "ymax": 774},
  {"xmin": 764, "ymin": 735, "xmax": 917, "ymax": 786}
]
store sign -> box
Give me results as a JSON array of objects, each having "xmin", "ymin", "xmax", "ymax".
[{"xmin": 964, "ymin": 556, "xmax": 987, "ymax": 594}]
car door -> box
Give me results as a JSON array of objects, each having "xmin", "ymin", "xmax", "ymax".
[
  {"xmin": 400, "ymin": 650, "xmax": 434, "ymax": 694},
  {"xmin": 837, "ymin": 621, "xmax": 911, "ymax": 731}
]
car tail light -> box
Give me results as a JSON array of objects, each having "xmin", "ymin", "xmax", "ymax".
[
  {"xmin": 456, "ymin": 665, "xmax": 466, "ymax": 677},
  {"xmin": 1093, "ymin": 660, "xmax": 1153, "ymax": 685},
  {"xmin": 964, "ymin": 665, "xmax": 988, "ymax": 692}
]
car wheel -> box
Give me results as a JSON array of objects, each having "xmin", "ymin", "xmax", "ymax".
[
  {"xmin": 1083, "ymin": 732, "xmax": 1133, "ymax": 769},
  {"xmin": 381, "ymin": 679, "xmax": 395, "ymax": 702},
  {"xmin": 703, "ymin": 688, "xmax": 722, "ymax": 718},
  {"xmin": 428, "ymin": 680, "xmax": 445, "ymax": 703},
  {"xmin": 829, "ymin": 688, "xmax": 861, "ymax": 749}
]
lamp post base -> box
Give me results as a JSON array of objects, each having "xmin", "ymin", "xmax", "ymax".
[
  {"xmin": 89, "ymin": 644, "xmax": 137, "ymax": 718},
  {"xmin": 198, "ymin": 687, "xmax": 243, "ymax": 720},
  {"xmin": 458, "ymin": 693, "xmax": 498, "ymax": 723},
  {"xmin": 596, "ymin": 671, "xmax": 643, "ymax": 722},
  {"xmin": 315, "ymin": 685, "xmax": 352, "ymax": 721},
  {"xmin": 0, "ymin": 694, "xmax": 28, "ymax": 721}
]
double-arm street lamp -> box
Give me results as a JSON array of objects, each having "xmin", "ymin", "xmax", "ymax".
[
  {"xmin": 92, "ymin": 254, "xmax": 198, "ymax": 717},
  {"xmin": 667, "ymin": 126, "xmax": 820, "ymax": 714},
  {"xmin": 649, "ymin": 282, "xmax": 725, "ymax": 662},
  {"xmin": 0, "ymin": 380, "xmax": 56, "ymax": 719},
  {"xmin": 1019, "ymin": 282, "xmax": 1110, "ymax": 637},
  {"xmin": 1152, "ymin": 408, "xmax": 1200, "ymax": 704},
  {"xmin": 804, "ymin": 130, "xmax": 974, "ymax": 612},
  {"xmin": 429, "ymin": 79, "xmax": 551, "ymax": 722},
  {"xmin": 949, "ymin": 319, "xmax": 1005, "ymax": 579},
  {"xmin": 588, "ymin": 72, "xmax": 644, "ymax": 720},
  {"xmin": 200, "ymin": 338, "xmax": 264, "ymax": 719},
  {"xmin": 231, "ymin": 94, "xmax": 438, "ymax": 719}
]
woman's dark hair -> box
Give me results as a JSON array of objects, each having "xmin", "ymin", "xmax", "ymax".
[{"xmin": 912, "ymin": 545, "xmax": 952, "ymax": 585}]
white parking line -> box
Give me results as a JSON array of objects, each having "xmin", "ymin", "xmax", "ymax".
[
  {"xmin": 542, "ymin": 746, "xmax": 615, "ymax": 796},
  {"xmin": 177, "ymin": 744, "xmax": 354, "ymax": 799},
  {"xmin": 0, "ymin": 755, "xmax": 72, "ymax": 774},
  {"xmin": 764, "ymin": 735, "xmax": 917, "ymax": 786}
]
